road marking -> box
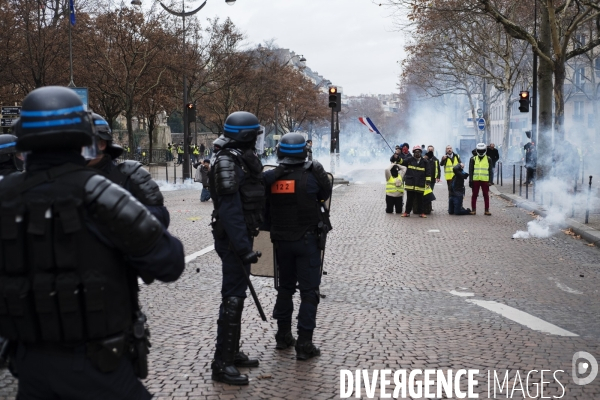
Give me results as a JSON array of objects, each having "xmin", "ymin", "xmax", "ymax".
[
  {"xmin": 185, "ymin": 245, "xmax": 215, "ymax": 263},
  {"xmin": 333, "ymin": 184, "xmax": 343, "ymax": 190},
  {"xmin": 466, "ymin": 299, "xmax": 578, "ymax": 337},
  {"xmin": 428, "ymin": 229, "xmax": 440, "ymax": 233},
  {"xmin": 449, "ymin": 290, "xmax": 474, "ymax": 297},
  {"xmin": 548, "ymin": 277, "xmax": 583, "ymax": 295}
]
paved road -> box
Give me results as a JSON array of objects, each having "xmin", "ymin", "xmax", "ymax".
[{"xmin": 1, "ymin": 171, "xmax": 599, "ymax": 399}]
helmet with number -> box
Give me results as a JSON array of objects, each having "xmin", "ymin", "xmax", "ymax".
[
  {"xmin": 476, "ymin": 142, "xmax": 487, "ymax": 156},
  {"xmin": 13, "ymin": 86, "xmax": 94, "ymax": 152},
  {"xmin": 223, "ymin": 111, "xmax": 263, "ymax": 144},
  {"xmin": 276, "ymin": 132, "xmax": 307, "ymax": 165},
  {"xmin": 91, "ymin": 113, "xmax": 123, "ymax": 159}
]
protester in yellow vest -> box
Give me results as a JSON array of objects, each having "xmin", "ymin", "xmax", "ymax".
[
  {"xmin": 440, "ymin": 145, "xmax": 461, "ymax": 193},
  {"xmin": 385, "ymin": 163, "xmax": 406, "ymax": 214},
  {"xmin": 468, "ymin": 143, "xmax": 493, "ymax": 216}
]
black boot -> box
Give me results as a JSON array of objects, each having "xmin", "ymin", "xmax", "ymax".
[
  {"xmin": 211, "ymin": 297, "xmax": 248, "ymax": 385},
  {"xmin": 295, "ymin": 329, "xmax": 320, "ymax": 361},
  {"xmin": 275, "ymin": 320, "xmax": 296, "ymax": 350},
  {"xmin": 234, "ymin": 304, "xmax": 259, "ymax": 368}
]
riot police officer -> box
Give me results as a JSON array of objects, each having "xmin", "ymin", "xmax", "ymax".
[
  {"xmin": 262, "ymin": 132, "xmax": 332, "ymax": 360},
  {"xmin": 0, "ymin": 86, "xmax": 185, "ymax": 399},
  {"xmin": 209, "ymin": 111, "xmax": 265, "ymax": 385},
  {"xmin": 87, "ymin": 113, "xmax": 169, "ymax": 227},
  {"xmin": 0, "ymin": 134, "xmax": 23, "ymax": 176}
]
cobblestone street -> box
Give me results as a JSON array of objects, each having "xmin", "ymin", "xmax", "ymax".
[{"xmin": 1, "ymin": 170, "xmax": 600, "ymax": 399}]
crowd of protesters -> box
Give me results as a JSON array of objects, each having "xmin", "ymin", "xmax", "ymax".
[{"xmin": 388, "ymin": 142, "xmax": 497, "ymax": 217}]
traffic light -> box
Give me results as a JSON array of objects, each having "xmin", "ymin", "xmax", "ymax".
[
  {"xmin": 328, "ymin": 86, "xmax": 338, "ymax": 108},
  {"xmin": 186, "ymin": 103, "xmax": 196, "ymax": 122},
  {"xmin": 519, "ymin": 91, "xmax": 530, "ymax": 113}
]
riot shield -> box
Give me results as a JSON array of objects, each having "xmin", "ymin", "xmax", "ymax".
[
  {"xmin": 251, "ymin": 165, "xmax": 277, "ymax": 284},
  {"xmin": 319, "ymin": 173, "xmax": 334, "ymax": 277}
]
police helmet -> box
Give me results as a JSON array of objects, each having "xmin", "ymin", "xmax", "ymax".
[
  {"xmin": 223, "ymin": 111, "xmax": 263, "ymax": 143},
  {"xmin": 277, "ymin": 132, "xmax": 307, "ymax": 165},
  {"xmin": 0, "ymin": 134, "xmax": 23, "ymax": 171},
  {"xmin": 476, "ymin": 142, "xmax": 487, "ymax": 156},
  {"xmin": 91, "ymin": 113, "xmax": 123, "ymax": 159},
  {"xmin": 13, "ymin": 86, "xmax": 94, "ymax": 152}
]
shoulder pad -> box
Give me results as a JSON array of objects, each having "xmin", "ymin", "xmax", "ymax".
[
  {"xmin": 213, "ymin": 153, "xmax": 239, "ymax": 196},
  {"xmin": 84, "ymin": 175, "xmax": 163, "ymax": 256},
  {"xmin": 311, "ymin": 160, "xmax": 332, "ymax": 190},
  {"xmin": 117, "ymin": 161, "xmax": 164, "ymax": 206}
]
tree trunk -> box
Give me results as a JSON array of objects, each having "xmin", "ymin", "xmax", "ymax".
[
  {"xmin": 502, "ymin": 91, "xmax": 512, "ymax": 156},
  {"xmin": 537, "ymin": 5, "xmax": 554, "ymax": 180},
  {"xmin": 148, "ymin": 116, "xmax": 155, "ymax": 164},
  {"xmin": 553, "ymin": 62, "xmax": 566, "ymax": 144},
  {"xmin": 126, "ymin": 111, "xmax": 134, "ymax": 160}
]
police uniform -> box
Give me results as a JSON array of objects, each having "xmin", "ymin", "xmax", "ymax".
[
  {"xmin": 262, "ymin": 133, "xmax": 332, "ymax": 360},
  {"xmin": 0, "ymin": 86, "xmax": 185, "ymax": 399},
  {"xmin": 208, "ymin": 112, "xmax": 265, "ymax": 386},
  {"xmin": 89, "ymin": 114, "xmax": 169, "ymax": 228}
]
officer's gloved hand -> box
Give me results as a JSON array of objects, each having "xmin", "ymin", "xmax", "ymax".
[
  {"xmin": 469, "ymin": 180, "xmax": 473, "ymax": 188},
  {"xmin": 239, "ymin": 250, "xmax": 262, "ymax": 264}
]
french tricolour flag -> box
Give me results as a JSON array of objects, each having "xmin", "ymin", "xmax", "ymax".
[{"xmin": 358, "ymin": 117, "xmax": 381, "ymax": 135}]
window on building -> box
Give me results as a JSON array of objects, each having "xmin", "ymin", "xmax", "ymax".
[
  {"xmin": 575, "ymin": 68, "xmax": 585, "ymax": 88},
  {"xmin": 575, "ymin": 34, "xmax": 586, "ymax": 48},
  {"xmin": 595, "ymin": 58, "xmax": 600, "ymax": 77},
  {"xmin": 574, "ymin": 101, "xmax": 584, "ymax": 120}
]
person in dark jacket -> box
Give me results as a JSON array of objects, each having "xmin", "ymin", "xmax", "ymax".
[
  {"xmin": 397, "ymin": 145, "xmax": 432, "ymax": 218},
  {"xmin": 524, "ymin": 142, "xmax": 537, "ymax": 184},
  {"xmin": 2, "ymin": 86, "xmax": 184, "ymax": 400},
  {"xmin": 193, "ymin": 158, "xmax": 211, "ymax": 202},
  {"xmin": 449, "ymin": 163, "xmax": 472, "ymax": 215},
  {"xmin": 487, "ymin": 143, "xmax": 500, "ymax": 184}
]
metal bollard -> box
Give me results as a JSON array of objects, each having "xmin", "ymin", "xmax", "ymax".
[
  {"xmin": 532, "ymin": 182, "xmax": 536, "ymax": 202},
  {"xmin": 513, "ymin": 165, "xmax": 516, "ymax": 194},
  {"xmin": 525, "ymin": 182, "xmax": 529, "ymax": 199},
  {"xmin": 519, "ymin": 166, "xmax": 523, "ymax": 196},
  {"xmin": 500, "ymin": 162, "xmax": 503, "ymax": 186},
  {"xmin": 572, "ymin": 181, "xmax": 576, "ymax": 218},
  {"xmin": 165, "ymin": 162, "xmax": 169, "ymax": 183},
  {"xmin": 585, "ymin": 176, "xmax": 592, "ymax": 224},
  {"xmin": 174, "ymin": 162, "xmax": 176, "ymax": 184}
]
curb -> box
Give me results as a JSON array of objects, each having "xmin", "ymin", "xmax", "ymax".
[{"xmin": 489, "ymin": 185, "xmax": 600, "ymax": 246}]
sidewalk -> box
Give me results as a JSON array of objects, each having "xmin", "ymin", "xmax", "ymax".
[{"xmin": 491, "ymin": 175, "xmax": 600, "ymax": 246}]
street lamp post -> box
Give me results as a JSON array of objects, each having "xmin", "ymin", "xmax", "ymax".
[{"xmin": 143, "ymin": 0, "xmax": 236, "ymax": 179}]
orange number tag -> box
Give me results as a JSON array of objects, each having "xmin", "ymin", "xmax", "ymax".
[{"xmin": 271, "ymin": 180, "xmax": 295, "ymax": 194}]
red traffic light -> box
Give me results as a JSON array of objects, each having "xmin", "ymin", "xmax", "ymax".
[
  {"xmin": 519, "ymin": 91, "xmax": 530, "ymax": 112},
  {"xmin": 186, "ymin": 103, "xmax": 195, "ymax": 109}
]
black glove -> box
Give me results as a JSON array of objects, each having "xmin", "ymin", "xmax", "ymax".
[
  {"xmin": 239, "ymin": 251, "xmax": 262, "ymax": 265},
  {"xmin": 469, "ymin": 181, "xmax": 473, "ymax": 188}
]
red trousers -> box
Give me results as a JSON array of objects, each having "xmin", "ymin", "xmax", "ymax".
[{"xmin": 471, "ymin": 181, "xmax": 489, "ymax": 210}]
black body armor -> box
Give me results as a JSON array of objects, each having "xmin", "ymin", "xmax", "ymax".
[
  {"xmin": 0, "ymin": 164, "xmax": 162, "ymax": 345},
  {"xmin": 269, "ymin": 164, "xmax": 321, "ymax": 241},
  {"xmin": 210, "ymin": 149, "xmax": 265, "ymax": 235}
]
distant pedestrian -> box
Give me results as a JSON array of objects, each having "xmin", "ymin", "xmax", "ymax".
[
  {"xmin": 306, "ymin": 139, "xmax": 313, "ymax": 161},
  {"xmin": 385, "ymin": 163, "xmax": 406, "ymax": 214},
  {"xmin": 448, "ymin": 163, "xmax": 472, "ymax": 215},
  {"xmin": 194, "ymin": 158, "xmax": 211, "ymax": 202},
  {"xmin": 440, "ymin": 145, "xmax": 461, "ymax": 192},
  {"xmin": 469, "ymin": 143, "xmax": 493, "ymax": 216},
  {"xmin": 487, "ymin": 143, "xmax": 500, "ymax": 184},
  {"xmin": 524, "ymin": 142, "xmax": 537, "ymax": 184}
]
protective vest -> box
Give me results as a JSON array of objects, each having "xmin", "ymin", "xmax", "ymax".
[
  {"xmin": 385, "ymin": 175, "xmax": 404, "ymax": 194},
  {"xmin": 433, "ymin": 159, "xmax": 439, "ymax": 179},
  {"xmin": 444, "ymin": 155, "xmax": 459, "ymax": 180},
  {"xmin": 193, "ymin": 147, "xmax": 199, "ymax": 155},
  {"xmin": 210, "ymin": 149, "xmax": 265, "ymax": 235},
  {"xmin": 177, "ymin": 147, "xmax": 184, "ymax": 154},
  {"xmin": 0, "ymin": 165, "xmax": 133, "ymax": 344},
  {"xmin": 269, "ymin": 165, "xmax": 321, "ymax": 241},
  {"xmin": 473, "ymin": 156, "xmax": 490, "ymax": 181}
]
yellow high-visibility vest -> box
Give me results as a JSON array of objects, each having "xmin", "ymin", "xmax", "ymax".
[
  {"xmin": 473, "ymin": 156, "xmax": 490, "ymax": 181},
  {"xmin": 385, "ymin": 175, "xmax": 404, "ymax": 194},
  {"xmin": 444, "ymin": 155, "xmax": 459, "ymax": 180}
]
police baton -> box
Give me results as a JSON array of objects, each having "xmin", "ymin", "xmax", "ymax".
[{"xmin": 233, "ymin": 250, "xmax": 267, "ymax": 322}]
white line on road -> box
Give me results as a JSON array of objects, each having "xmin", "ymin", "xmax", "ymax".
[
  {"xmin": 548, "ymin": 277, "xmax": 583, "ymax": 295},
  {"xmin": 333, "ymin": 184, "xmax": 343, "ymax": 190},
  {"xmin": 448, "ymin": 290, "xmax": 474, "ymax": 297},
  {"xmin": 466, "ymin": 299, "xmax": 579, "ymax": 337},
  {"xmin": 185, "ymin": 245, "xmax": 215, "ymax": 264}
]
